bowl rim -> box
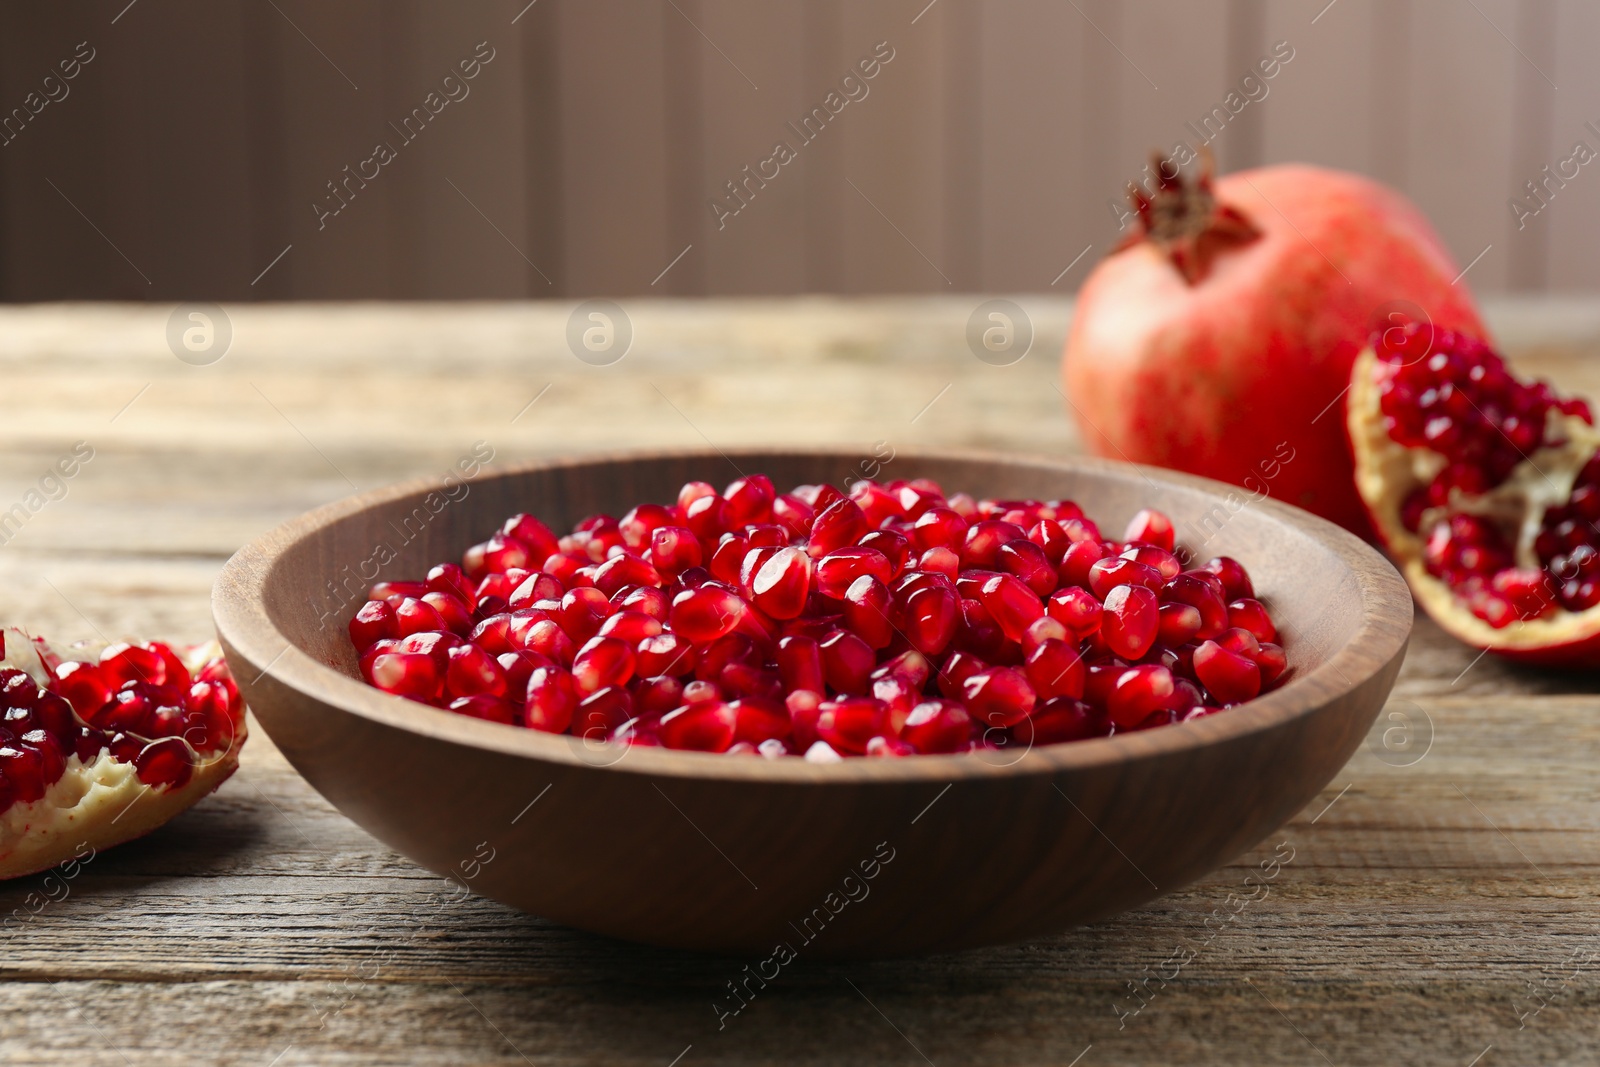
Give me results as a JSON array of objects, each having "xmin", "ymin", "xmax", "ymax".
[{"xmin": 213, "ymin": 446, "xmax": 1413, "ymax": 784}]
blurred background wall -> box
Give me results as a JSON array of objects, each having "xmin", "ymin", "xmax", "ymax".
[{"xmin": 0, "ymin": 0, "xmax": 1588, "ymax": 301}]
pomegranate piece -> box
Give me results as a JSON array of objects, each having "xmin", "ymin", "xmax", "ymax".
[
  {"xmin": 1349, "ymin": 322, "xmax": 1600, "ymax": 664},
  {"xmin": 0, "ymin": 630, "xmax": 246, "ymax": 880},
  {"xmin": 347, "ymin": 475, "xmax": 1288, "ymax": 753}
]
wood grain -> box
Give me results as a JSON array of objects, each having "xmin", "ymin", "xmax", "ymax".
[{"xmin": 0, "ymin": 298, "xmax": 1594, "ymax": 1063}]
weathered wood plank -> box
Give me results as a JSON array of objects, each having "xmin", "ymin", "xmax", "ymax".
[{"xmin": 0, "ymin": 298, "xmax": 1596, "ymax": 1064}]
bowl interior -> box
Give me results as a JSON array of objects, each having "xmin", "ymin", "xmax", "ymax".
[{"xmin": 255, "ymin": 449, "xmax": 1393, "ymax": 766}]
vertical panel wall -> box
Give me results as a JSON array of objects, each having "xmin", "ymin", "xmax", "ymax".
[{"xmin": 0, "ymin": 0, "xmax": 1584, "ymax": 300}]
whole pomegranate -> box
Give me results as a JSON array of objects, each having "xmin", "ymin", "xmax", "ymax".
[{"xmin": 1063, "ymin": 151, "xmax": 1485, "ymax": 532}]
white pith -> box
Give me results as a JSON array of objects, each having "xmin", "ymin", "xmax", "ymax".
[
  {"xmin": 1348, "ymin": 346, "xmax": 1600, "ymax": 649},
  {"xmin": 0, "ymin": 629, "xmax": 245, "ymax": 879}
]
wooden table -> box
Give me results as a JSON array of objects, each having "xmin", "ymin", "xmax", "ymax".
[{"xmin": 0, "ymin": 298, "xmax": 1595, "ymax": 1065}]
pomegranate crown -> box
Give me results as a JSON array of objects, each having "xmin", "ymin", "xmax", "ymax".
[{"xmin": 1119, "ymin": 145, "xmax": 1259, "ymax": 285}]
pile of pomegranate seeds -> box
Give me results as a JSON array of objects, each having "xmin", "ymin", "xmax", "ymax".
[
  {"xmin": 1376, "ymin": 321, "xmax": 1600, "ymax": 626},
  {"xmin": 347, "ymin": 477, "xmax": 1288, "ymax": 758},
  {"xmin": 0, "ymin": 634, "xmax": 244, "ymax": 810}
]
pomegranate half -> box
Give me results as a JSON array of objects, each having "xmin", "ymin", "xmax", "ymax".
[
  {"xmin": 0, "ymin": 629, "xmax": 246, "ymax": 879},
  {"xmin": 1064, "ymin": 150, "xmax": 1485, "ymax": 533},
  {"xmin": 1348, "ymin": 321, "xmax": 1600, "ymax": 665}
]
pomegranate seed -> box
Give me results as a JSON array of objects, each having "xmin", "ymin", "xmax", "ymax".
[
  {"xmin": 1102, "ymin": 585, "xmax": 1159, "ymax": 660},
  {"xmin": 572, "ymin": 636, "xmax": 636, "ymax": 696},
  {"xmin": 502, "ymin": 514, "xmax": 560, "ymax": 562},
  {"xmin": 350, "ymin": 600, "xmax": 399, "ymax": 649},
  {"xmin": 901, "ymin": 698, "xmax": 972, "ymax": 753},
  {"xmin": 1026, "ymin": 697, "xmax": 1103, "ymax": 744},
  {"xmin": 918, "ymin": 546, "xmax": 960, "ymax": 578},
  {"xmin": 558, "ymin": 587, "xmax": 614, "ymax": 643},
  {"xmin": 445, "ymin": 644, "xmax": 508, "ymax": 699},
  {"xmin": 395, "ymin": 597, "xmax": 450, "ymax": 638},
  {"xmin": 448, "ymin": 694, "xmax": 517, "ymax": 725},
  {"xmin": 1203, "ymin": 557, "xmax": 1255, "ymax": 600},
  {"xmin": 1058, "ymin": 538, "xmax": 1107, "ymax": 589},
  {"xmin": 1256, "ymin": 643, "xmax": 1288, "ymax": 686},
  {"xmin": 804, "ymin": 740, "xmax": 844, "ymax": 762},
  {"xmin": 749, "ymin": 546, "xmax": 813, "ymax": 620},
  {"xmin": 725, "ymin": 475, "xmax": 777, "ymax": 526},
  {"xmin": 370, "ymin": 580, "xmax": 430, "ymax": 606},
  {"xmin": 1106, "ymin": 665, "xmax": 1175, "ymax": 728},
  {"xmin": 776, "ymin": 635, "xmax": 825, "ymax": 693},
  {"xmin": 1157, "ymin": 602, "xmax": 1202, "ymax": 646},
  {"xmin": 684, "ymin": 493, "xmax": 730, "ymax": 542},
  {"xmin": 843, "ymin": 575, "xmax": 895, "ymax": 650},
  {"xmin": 1120, "ymin": 543, "xmax": 1181, "ymax": 580},
  {"xmin": 1227, "ymin": 598, "xmax": 1278, "ymax": 643},
  {"xmin": 1021, "ymin": 616, "xmax": 1069, "ymax": 655},
  {"xmin": 816, "ymin": 697, "xmax": 889, "ymax": 754},
  {"xmin": 899, "ymin": 584, "xmax": 959, "ymax": 656},
  {"xmin": 523, "ymin": 666, "xmax": 577, "ymax": 732},
  {"xmin": 819, "ymin": 630, "xmax": 875, "ymax": 694},
  {"xmin": 807, "ymin": 498, "xmax": 870, "ymax": 558},
  {"xmin": 591, "ymin": 553, "xmax": 662, "ymax": 597},
  {"xmin": 850, "ymin": 482, "xmax": 903, "ymax": 528},
  {"xmin": 730, "ymin": 697, "xmax": 790, "ymax": 745},
  {"xmin": 1025, "ymin": 638, "xmax": 1085, "ymax": 700},
  {"xmin": 635, "ymin": 675, "xmax": 686, "ymax": 716},
  {"xmin": 368, "ymin": 652, "xmax": 443, "ymax": 702},
  {"xmin": 960, "ymin": 666, "xmax": 1036, "ymax": 727},
  {"xmin": 1161, "ymin": 574, "xmax": 1230, "ymax": 639},
  {"xmin": 1193, "ymin": 640, "xmax": 1261, "ymax": 703},
  {"xmin": 956, "ymin": 597, "xmax": 1010, "ymax": 662},
  {"xmin": 100, "ymin": 643, "xmax": 167, "ymax": 687},
  {"xmin": 1028, "ymin": 520, "xmax": 1073, "ymax": 565},
  {"xmin": 421, "ymin": 591, "xmax": 473, "ymax": 635},
  {"xmin": 657, "ymin": 701, "xmax": 738, "ymax": 752},
  {"xmin": 426, "ymin": 562, "xmax": 475, "ymax": 603},
  {"xmin": 597, "ymin": 610, "xmax": 663, "ymax": 644},
  {"xmin": 772, "ymin": 494, "xmax": 815, "ymax": 538},
  {"xmin": 1046, "ymin": 586, "xmax": 1103, "ymax": 638},
  {"xmin": 575, "ymin": 686, "xmax": 634, "ymax": 740},
  {"xmin": 1217, "ymin": 626, "xmax": 1262, "ymax": 659},
  {"xmin": 619, "ymin": 503, "xmax": 678, "ymax": 551},
  {"xmin": 670, "ymin": 585, "xmax": 745, "ymax": 644},
  {"xmin": 962, "ymin": 520, "xmax": 1027, "ymax": 568},
  {"xmin": 813, "ymin": 547, "xmax": 889, "ymax": 600},
  {"xmin": 464, "ymin": 533, "xmax": 534, "ymax": 578},
  {"xmin": 496, "ymin": 650, "xmax": 551, "ymax": 696},
  {"xmin": 1087, "ymin": 557, "xmax": 1163, "ymax": 599},
  {"xmin": 909, "ymin": 506, "xmax": 968, "ymax": 554},
  {"xmin": 53, "ymin": 660, "xmax": 113, "ymax": 719},
  {"xmin": 1124, "ymin": 508, "xmax": 1175, "ymax": 552},
  {"xmin": 650, "ymin": 525, "xmax": 703, "ymax": 573},
  {"xmin": 133, "ymin": 736, "xmax": 194, "ymax": 789},
  {"xmin": 998, "ymin": 538, "xmax": 1057, "ymax": 596},
  {"xmin": 977, "ymin": 573, "xmax": 1045, "ymax": 643},
  {"xmin": 520, "ymin": 618, "xmax": 576, "ymax": 666}
]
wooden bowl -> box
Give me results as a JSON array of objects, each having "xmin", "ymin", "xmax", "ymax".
[{"xmin": 213, "ymin": 450, "xmax": 1411, "ymax": 958}]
